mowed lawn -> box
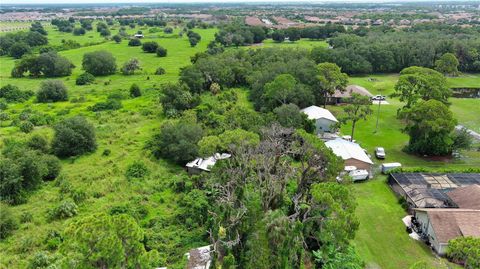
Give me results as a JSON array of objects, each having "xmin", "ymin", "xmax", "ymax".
[
  {"xmin": 352, "ymin": 178, "xmax": 462, "ymax": 269},
  {"xmin": 339, "ymin": 73, "xmax": 479, "ymax": 269}
]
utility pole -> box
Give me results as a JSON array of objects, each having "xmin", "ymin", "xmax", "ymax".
[{"xmin": 374, "ymin": 100, "xmax": 381, "ymax": 133}]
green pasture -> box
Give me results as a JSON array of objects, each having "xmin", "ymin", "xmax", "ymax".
[{"xmin": 0, "ymin": 25, "xmax": 216, "ymax": 268}]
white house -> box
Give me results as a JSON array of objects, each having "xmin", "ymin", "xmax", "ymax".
[
  {"xmin": 300, "ymin": 105, "xmax": 338, "ymax": 134},
  {"xmin": 185, "ymin": 153, "xmax": 231, "ymax": 174},
  {"xmin": 325, "ymin": 138, "xmax": 373, "ymax": 171}
]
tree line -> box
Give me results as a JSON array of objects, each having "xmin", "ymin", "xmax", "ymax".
[{"xmin": 314, "ymin": 30, "xmax": 480, "ymax": 74}]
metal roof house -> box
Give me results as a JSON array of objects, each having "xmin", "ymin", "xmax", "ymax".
[
  {"xmin": 185, "ymin": 153, "xmax": 231, "ymax": 174},
  {"xmin": 300, "ymin": 106, "xmax": 338, "ymax": 134},
  {"xmin": 325, "ymin": 138, "xmax": 373, "ymax": 171},
  {"xmin": 328, "ymin": 85, "xmax": 373, "ymax": 104}
]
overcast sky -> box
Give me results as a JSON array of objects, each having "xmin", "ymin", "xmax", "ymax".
[{"xmin": 2, "ymin": 0, "xmax": 458, "ymax": 4}]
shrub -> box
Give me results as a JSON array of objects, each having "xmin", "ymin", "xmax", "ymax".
[
  {"xmin": 112, "ymin": 35, "xmax": 122, "ymax": 43},
  {"xmin": 52, "ymin": 116, "xmax": 97, "ymax": 157},
  {"xmin": 142, "ymin": 41, "xmax": 159, "ymax": 53},
  {"xmin": 129, "ymin": 83, "xmax": 141, "ymax": 97},
  {"xmin": 102, "ymin": 149, "xmax": 111, "ymax": 156},
  {"xmin": 0, "ymin": 204, "xmax": 18, "ymax": 239},
  {"xmin": 100, "ymin": 28, "xmax": 111, "ymax": 37},
  {"xmin": 9, "ymin": 42, "xmax": 31, "ymax": 59},
  {"xmin": 125, "ymin": 161, "xmax": 149, "ymax": 180},
  {"xmin": 19, "ymin": 121, "xmax": 34, "ymax": 133},
  {"xmin": 29, "ymin": 251, "xmax": 52, "ymax": 268},
  {"xmin": 20, "ymin": 211, "xmax": 33, "ymax": 223},
  {"xmin": 159, "ymin": 83, "xmax": 199, "ymax": 116},
  {"xmin": 82, "ymin": 50, "xmax": 117, "ymax": 76},
  {"xmin": 71, "ymin": 189, "xmax": 88, "ymax": 204},
  {"xmin": 36, "ymin": 80, "xmax": 68, "ymax": 103},
  {"xmin": 43, "ymin": 155, "xmax": 61, "ymax": 180},
  {"xmin": 73, "ymin": 27, "xmax": 86, "ymax": 36},
  {"xmin": 156, "ymin": 46, "xmax": 167, "ymax": 57},
  {"xmin": 27, "ymin": 134, "xmax": 49, "ymax": 153},
  {"xmin": 76, "ymin": 72, "xmax": 95, "ymax": 85},
  {"xmin": 447, "ymin": 236, "xmax": 480, "ymax": 269},
  {"xmin": 36, "ymin": 51, "xmax": 75, "ymax": 77},
  {"xmin": 155, "ymin": 67, "xmax": 165, "ymax": 75},
  {"xmin": 0, "ymin": 101, "xmax": 7, "ymax": 110},
  {"xmin": 148, "ymin": 120, "xmax": 203, "ymax": 164},
  {"xmin": 48, "ymin": 200, "xmax": 78, "ymax": 220},
  {"xmin": 164, "ymin": 27, "xmax": 173, "ymax": 34},
  {"xmin": 121, "ymin": 58, "xmax": 141, "ymax": 75},
  {"xmin": 0, "ymin": 84, "xmax": 34, "ymax": 102},
  {"xmin": 128, "ymin": 38, "xmax": 142, "ymax": 46},
  {"xmin": 90, "ymin": 99, "xmax": 122, "ymax": 111}
]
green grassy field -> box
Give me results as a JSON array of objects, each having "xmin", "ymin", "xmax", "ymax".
[
  {"xmin": 0, "ymin": 25, "xmax": 217, "ymax": 268},
  {"xmin": 0, "ymin": 21, "xmax": 478, "ymax": 269}
]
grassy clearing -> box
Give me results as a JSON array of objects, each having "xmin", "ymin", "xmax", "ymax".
[
  {"xmin": 348, "ymin": 73, "xmax": 480, "ymax": 133},
  {"xmin": 0, "ymin": 26, "xmax": 217, "ymax": 268}
]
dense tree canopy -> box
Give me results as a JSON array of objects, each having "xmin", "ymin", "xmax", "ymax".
[
  {"xmin": 320, "ymin": 29, "xmax": 480, "ymax": 74},
  {"xmin": 202, "ymin": 125, "xmax": 356, "ymax": 268}
]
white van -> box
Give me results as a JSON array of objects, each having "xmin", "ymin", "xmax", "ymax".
[{"xmin": 381, "ymin": 163, "xmax": 402, "ymax": 174}]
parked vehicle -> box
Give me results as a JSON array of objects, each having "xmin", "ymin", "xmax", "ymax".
[
  {"xmin": 381, "ymin": 162, "xmax": 402, "ymax": 174},
  {"xmin": 375, "ymin": 147, "xmax": 386, "ymax": 159},
  {"xmin": 349, "ymin": 169, "xmax": 369, "ymax": 181},
  {"xmin": 372, "ymin": 95, "xmax": 386, "ymax": 101}
]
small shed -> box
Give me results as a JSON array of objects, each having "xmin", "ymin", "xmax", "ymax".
[
  {"xmin": 325, "ymin": 138, "xmax": 373, "ymax": 171},
  {"xmin": 300, "ymin": 106, "xmax": 338, "ymax": 134},
  {"xmin": 329, "ymin": 85, "xmax": 373, "ymax": 104}
]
